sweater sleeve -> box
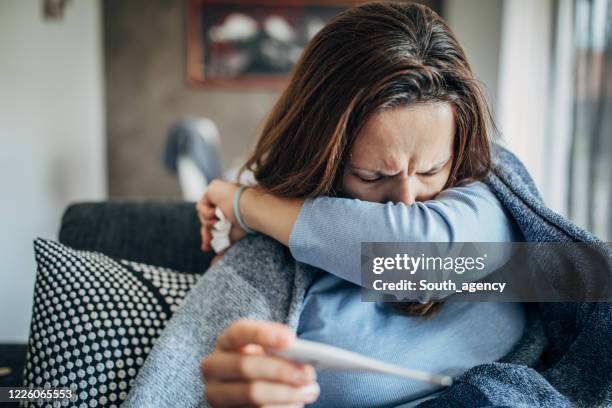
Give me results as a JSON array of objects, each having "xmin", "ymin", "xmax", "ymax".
[{"xmin": 288, "ymin": 181, "xmax": 522, "ymax": 285}]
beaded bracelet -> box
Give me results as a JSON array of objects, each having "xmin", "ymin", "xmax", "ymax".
[{"xmin": 233, "ymin": 185, "xmax": 257, "ymax": 234}]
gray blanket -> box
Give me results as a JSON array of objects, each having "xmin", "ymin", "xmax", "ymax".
[{"xmin": 123, "ymin": 146, "xmax": 612, "ymax": 407}]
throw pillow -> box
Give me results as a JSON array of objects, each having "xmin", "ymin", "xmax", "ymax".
[{"xmin": 23, "ymin": 238, "xmax": 200, "ymax": 407}]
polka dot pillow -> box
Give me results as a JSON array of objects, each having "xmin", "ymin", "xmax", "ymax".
[{"xmin": 23, "ymin": 238, "xmax": 200, "ymax": 407}]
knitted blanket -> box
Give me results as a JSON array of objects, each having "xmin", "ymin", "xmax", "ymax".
[{"xmin": 123, "ymin": 146, "xmax": 612, "ymax": 407}]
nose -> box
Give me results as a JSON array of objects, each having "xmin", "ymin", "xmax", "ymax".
[{"xmin": 387, "ymin": 178, "xmax": 416, "ymax": 205}]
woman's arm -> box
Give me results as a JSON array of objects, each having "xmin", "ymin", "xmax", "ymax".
[
  {"xmin": 199, "ymin": 181, "xmax": 521, "ymax": 286},
  {"xmin": 240, "ymin": 182, "xmax": 521, "ymax": 285},
  {"xmin": 240, "ymin": 187, "xmax": 302, "ymax": 247}
]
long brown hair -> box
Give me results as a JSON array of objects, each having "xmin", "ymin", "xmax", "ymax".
[{"xmin": 241, "ymin": 1, "xmax": 496, "ymax": 315}]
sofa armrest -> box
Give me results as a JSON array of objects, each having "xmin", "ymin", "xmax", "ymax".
[{"xmin": 58, "ymin": 200, "xmax": 214, "ymax": 274}]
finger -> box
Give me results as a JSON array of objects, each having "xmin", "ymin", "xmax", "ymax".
[
  {"xmin": 200, "ymin": 226, "xmax": 206, "ymax": 250},
  {"xmin": 195, "ymin": 196, "xmax": 210, "ymax": 213},
  {"xmin": 201, "ymin": 351, "xmax": 316, "ymax": 385},
  {"xmin": 197, "ymin": 207, "xmax": 218, "ymax": 224},
  {"xmin": 217, "ymin": 320, "xmax": 295, "ymax": 351},
  {"xmin": 198, "ymin": 205, "xmax": 217, "ymax": 223},
  {"xmin": 203, "ymin": 205, "xmax": 217, "ymax": 220},
  {"xmin": 201, "ymin": 226, "xmax": 212, "ymax": 252},
  {"xmin": 203, "ymin": 219, "xmax": 219, "ymax": 228},
  {"xmin": 196, "ymin": 197, "xmax": 216, "ymax": 216},
  {"xmin": 197, "ymin": 211, "xmax": 206, "ymax": 225},
  {"xmin": 240, "ymin": 344, "xmax": 264, "ymax": 355},
  {"xmin": 205, "ymin": 381, "xmax": 319, "ymax": 407},
  {"xmin": 206, "ymin": 228, "xmax": 213, "ymax": 252}
]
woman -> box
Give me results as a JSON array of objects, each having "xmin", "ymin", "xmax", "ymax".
[
  {"xmin": 194, "ymin": 2, "xmax": 525, "ymax": 407},
  {"xmin": 124, "ymin": 4, "xmax": 610, "ymax": 406}
]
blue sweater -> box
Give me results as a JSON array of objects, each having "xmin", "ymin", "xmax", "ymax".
[{"xmin": 289, "ymin": 182, "xmax": 526, "ymax": 406}]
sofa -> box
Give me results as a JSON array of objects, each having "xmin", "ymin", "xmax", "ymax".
[{"xmin": 58, "ymin": 200, "xmax": 215, "ymax": 274}]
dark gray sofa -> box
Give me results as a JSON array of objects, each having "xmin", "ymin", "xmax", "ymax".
[{"xmin": 58, "ymin": 200, "xmax": 215, "ymax": 274}]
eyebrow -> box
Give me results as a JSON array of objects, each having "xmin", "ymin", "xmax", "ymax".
[{"xmin": 350, "ymin": 156, "xmax": 451, "ymax": 176}]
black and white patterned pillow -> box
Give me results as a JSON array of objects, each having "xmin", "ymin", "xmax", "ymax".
[{"xmin": 23, "ymin": 238, "xmax": 200, "ymax": 407}]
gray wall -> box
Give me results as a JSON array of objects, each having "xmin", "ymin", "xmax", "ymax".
[
  {"xmin": 443, "ymin": 0, "xmax": 503, "ymax": 116},
  {"xmin": 104, "ymin": 0, "xmax": 279, "ymax": 198}
]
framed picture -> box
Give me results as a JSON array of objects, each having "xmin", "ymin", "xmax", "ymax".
[{"xmin": 186, "ymin": 0, "xmax": 358, "ymax": 89}]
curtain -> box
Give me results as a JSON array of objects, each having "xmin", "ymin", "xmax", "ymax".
[{"xmin": 569, "ymin": 0, "xmax": 612, "ymax": 240}]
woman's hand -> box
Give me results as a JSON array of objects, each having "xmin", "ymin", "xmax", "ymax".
[
  {"xmin": 201, "ymin": 320, "xmax": 319, "ymax": 407},
  {"xmin": 197, "ymin": 179, "xmax": 304, "ymax": 251},
  {"xmin": 196, "ymin": 180, "xmax": 247, "ymax": 252}
]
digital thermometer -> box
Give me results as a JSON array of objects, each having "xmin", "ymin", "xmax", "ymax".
[{"xmin": 269, "ymin": 339, "xmax": 453, "ymax": 386}]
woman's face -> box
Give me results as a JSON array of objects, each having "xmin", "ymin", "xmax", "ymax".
[{"xmin": 342, "ymin": 102, "xmax": 455, "ymax": 204}]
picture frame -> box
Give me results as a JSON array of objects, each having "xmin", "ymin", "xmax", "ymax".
[{"xmin": 186, "ymin": 0, "xmax": 358, "ymax": 89}]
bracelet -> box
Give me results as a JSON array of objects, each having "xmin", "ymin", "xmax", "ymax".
[{"xmin": 233, "ymin": 186, "xmax": 257, "ymax": 234}]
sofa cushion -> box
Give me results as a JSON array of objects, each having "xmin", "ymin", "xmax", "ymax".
[{"xmin": 23, "ymin": 238, "xmax": 199, "ymax": 407}]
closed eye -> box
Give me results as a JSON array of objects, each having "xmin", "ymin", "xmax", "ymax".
[
  {"xmin": 418, "ymin": 163, "xmax": 448, "ymax": 177},
  {"xmin": 418, "ymin": 157, "xmax": 451, "ymax": 177},
  {"xmin": 417, "ymin": 169, "xmax": 441, "ymax": 177},
  {"xmin": 358, "ymin": 175, "xmax": 383, "ymax": 183}
]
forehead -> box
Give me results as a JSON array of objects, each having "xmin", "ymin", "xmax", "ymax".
[{"xmin": 350, "ymin": 103, "xmax": 455, "ymax": 168}]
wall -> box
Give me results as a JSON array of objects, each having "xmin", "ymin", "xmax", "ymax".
[
  {"xmin": 104, "ymin": 0, "xmax": 280, "ymax": 198},
  {"xmin": 0, "ymin": 0, "xmax": 106, "ymax": 342},
  {"xmin": 443, "ymin": 0, "xmax": 504, "ymax": 113}
]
